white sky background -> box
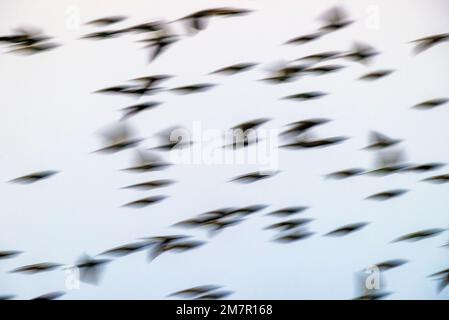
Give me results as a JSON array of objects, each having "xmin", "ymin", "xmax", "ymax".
[{"xmin": 1, "ymin": 0, "xmax": 449, "ymax": 299}]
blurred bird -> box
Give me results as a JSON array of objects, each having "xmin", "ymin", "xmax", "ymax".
[
  {"xmin": 296, "ymin": 51, "xmax": 342, "ymax": 63},
  {"xmin": 0, "ymin": 250, "xmax": 22, "ymax": 260},
  {"xmin": 210, "ymin": 63, "xmax": 258, "ymax": 75},
  {"xmin": 304, "ymin": 64, "xmax": 345, "ymax": 76},
  {"xmin": 225, "ymin": 118, "xmax": 270, "ymax": 148},
  {"xmin": 282, "ymin": 91, "xmax": 328, "ymax": 101},
  {"xmin": 280, "ymin": 118, "xmax": 330, "ymax": 139},
  {"xmin": 82, "ymin": 30, "xmax": 124, "ymax": 40},
  {"xmin": 410, "ymin": 33, "xmax": 449, "ymax": 54},
  {"xmin": 122, "ymin": 179, "xmax": 176, "ymax": 191},
  {"xmin": 151, "ymin": 126, "xmax": 193, "ymax": 151},
  {"xmin": 100, "ymin": 242, "xmax": 152, "ymax": 257},
  {"xmin": 169, "ymin": 83, "xmax": 216, "ymax": 94},
  {"xmin": 144, "ymin": 33, "xmax": 179, "ymax": 62},
  {"xmin": 122, "ymin": 150, "xmax": 171, "ymax": 172},
  {"xmin": 265, "ymin": 218, "xmax": 313, "ymax": 231},
  {"xmin": 9, "ymin": 171, "xmax": 58, "ymax": 184},
  {"xmin": 325, "ymin": 222, "xmax": 369, "ymax": 237},
  {"xmin": 131, "ymin": 75, "xmax": 173, "ymax": 89},
  {"xmin": 86, "ymin": 16, "xmax": 127, "ymax": 26},
  {"xmin": 363, "ymin": 131, "xmax": 401, "ymax": 150},
  {"xmin": 422, "ymin": 174, "xmax": 449, "ymax": 184},
  {"xmin": 176, "ymin": 7, "xmax": 252, "ymax": 33},
  {"xmin": 32, "ymin": 291, "xmax": 66, "ymax": 300},
  {"xmin": 366, "ymin": 148, "xmax": 407, "ymax": 176},
  {"xmin": 267, "ymin": 206, "xmax": 309, "ymax": 217},
  {"xmin": 273, "ymin": 228, "xmax": 314, "ymax": 243},
  {"xmin": 95, "ymin": 123, "xmax": 141, "ymax": 153},
  {"xmin": 365, "ymin": 189, "xmax": 408, "ymax": 201},
  {"xmin": 325, "ymin": 168, "xmax": 365, "ymax": 179},
  {"xmin": 122, "ymin": 195, "xmax": 167, "ymax": 208},
  {"xmin": 413, "ymin": 98, "xmax": 448, "ymax": 110},
  {"xmin": 285, "ymin": 32, "xmax": 323, "ymax": 45},
  {"xmin": 120, "ymin": 102, "xmax": 161, "ymax": 120},
  {"xmin": 376, "ymin": 259, "xmax": 408, "ymax": 272},
  {"xmin": 11, "ymin": 263, "xmax": 62, "ymax": 274},
  {"xmin": 230, "ymin": 171, "xmax": 278, "ymax": 183},
  {"xmin": 402, "ymin": 163, "xmax": 445, "ymax": 173},
  {"xmin": 342, "ymin": 42, "xmax": 379, "ymax": 64},
  {"xmin": 76, "ymin": 254, "xmax": 111, "ymax": 285},
  {"xmin": 196, "ymin": 290, "xmax": 233, "ymax": 300},
  {"xmin": 358, "ymin": 70, "xmax": 394, "ymax": 81},
  {"xmin": 429, "ymin": 269, "xmax": 449, "ymax": 293},
  {"xmin": 392, "ymin": 229, "xmax": 445, "ymax": 243},
  {"xmin": 169, "ymin": 285, "xmax": 221, "ymax": 298},
  {"xmin": 281, "ymin": 134, "xmax": 348, "ymax": 149},
  {"xmin": 318, "ymin": 6, "xmax": 354, "ymax": 33}
]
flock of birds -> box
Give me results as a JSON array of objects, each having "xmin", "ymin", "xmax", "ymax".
[{"xmin": 1, "ymin": 5, "xmax": 449, "ymax": 300}]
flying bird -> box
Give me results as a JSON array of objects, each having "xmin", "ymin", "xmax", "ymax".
[
  {"xmin": 122, "ymin": 195, "xmax": 167, "ymax": 208},
  {"xmin": 169, "ymin": 83, "xmax": 216, "ymax": 94},
  {"xmin": 413, "ymin": 98, "xmax": 448, "ymax": 110},
  {"xmin": 365, "ymin": 189, "xmax": 408, "ymax": 201},
  {"xmin": 10, "ymin": 263, "xmax": 62, "ymax": 274},
  {"xmin": 282, "ymin": 91, "xmax": 328, "ymax": 101},
  {"xmin": 318, "ymin": 6, "xmax": 354, "ymax": 33},
  {"xmin": 267, "ymin": 206, "xmax": 309, "ymax": 217},
  {"xmin": 392, "ymin": 229, "xmax": 445, "ymax": 243},
  {"xmin": 121, "ymin": 179, "xmax": 176, "ymax": 191},
  {"xmin": 358, "ymin": 70, "xmax": 394, "ymax": 81},
  {"xmin": 94, "ymin": 123, "xmax": 141, "ymax": 153},
  {"xmin": 421, "ymin": 174, "xmax": 449, "ymax": 184},
  {"xmin": 325, "ymin": 222, "xmax": 369, "ymax": 237},
  {"xmin": 363, "ymin": 131, "xmax": 401, "ymax": 150},
  {"xmin": 86, "ymin": 16, "xmax": 127, "ymax": 26},
  {"xmin": 9, "ymin": 171, "xmax": 58, "ymax": 184},
  {"xmin": 410, "ymin": 33, "xmax": 449, "ymax": 54},
  {"xmin": 210, "ymin": 63, "xmax": 258, "ymax": 75},
  {"xmin": 230, "ymin": 171, "xmax": 278, "ymax": 183},
  {"xmin": 325, "ymin": 168, "xmax": 365, "ymax": 179},
  {"xmin": 122, "ymin": 150, "xmax": 171, "ymax": 172},
  {"xmin": 120, "ymin": 102, "xmax": 161, "ymax": 120},
  {"xmin": 75, "ymin": 254, "xmax": 111, "ymax": 285},
  {"xmin": 0, "ymin": 250, "xmax": 22, "ymax": 260}
]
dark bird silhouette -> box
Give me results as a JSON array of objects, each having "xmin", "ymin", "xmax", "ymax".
[
  {"xmin": 318, "ymin": 6, "xmax": 354, "ymax": 33},
  {"xmin": 122, "ymin": 195, "xmax": 167, "ymax": 208},
  {"xmin": 120, "ymin": 102, "xmax": 161, "ymax": 120},
  {"xmin": 281, "ymin": 135, "xmax": 348, "ymax": 149},
  {"xmin": 358, "ymin": 70, "xmax": 394, "ymax": 81},
  {"xmin": 11, "ymin": 263, "xmax": 62, "ymax": 274},
  {"xmin": 145, "ymin": 236, "xmax": 205, "ymax": 261},
  {"xmin": 267, "ymin": 206, "xmax": 309, "ymax": 217},
  {"xmin": 123, "ymin": 21, "xmax": 166, "ymax": 34},
  {"xmin": 365, "ymin": 189, "xmax": 408, "ymax": 201},
  {"xmin": 366, "ymin": 148, "xmax": 407, "ymax": 176},
  {"xmin": 354, "ymin": 291, "xmax": 391, "ymax": 300},
  {"xmin": 151, "ymin": 126, "xmax": 193, "ymax": 151},
  {"xmin": 177, "ymin": 7, "xmax": 252, "ymax": 33},
  {"xmin": 1, "ymin": 27, "xmax": 58, "ymax": 54},
  {"xmin": 285, "ymin": 32, "xmax": 323, "ymax": 45},
  {"xmin": 325, "ymin": 168, "xmax": 365, "ymax": 179},
  {"xmin": 211, "ymin": 63, "xmax": 258, "ymax": 75},
  {"xmin": 429, "ymin": 269, "xmax": 449, "ymax": 293},
  {"xmin": 131, "ymin": 75, "xmax": 173, "ymax": 89},
  {"xmin": 144, "ymin": 33, "xmax": 179, "ymax": 62},
  {"xmin": 282, "ymin": 91, "xmax": 328, "ymax": 101},
  {"xmin": 261, "ymin": 63, "xmax": 310, "ymax": 84},
  {"xmin": 422, "ymin": 174, "xmax": 449, "ymax": 184},
  {"xmin": 122, "ymin": 150, "xmax": 171, "ymax": 172},
  {"xmin": 225, "ymin": 118, "xmax": 270, "ymax": 148},
  {"xmin": 273, "ymin": 228, "xmax": 314, "ymax": 243},
  {"xmin": 100, "ymin": 242, "xmax": 152, "ymax": 257},
  {"xmin": 32, "ymin": 291, "xmax": 66, "ymax": 300},
  {"xmin": 0, "ymin": 295, "xmax": 15, "ymax": 300},
  {"xmin": 325, "ymin": 222, "xmax": 369, "ymax": 237},
  {"xmin": 280, "ymin": 118, "xmax": 330, "ymax": 138},
  {"xmin": 265, "ymin": 218, "xmax": 313, "ymax": 231},
  {"xmin": 230, "ymin": 171, "xmax": 278, "ymax": 183},
  {"xmin": 392, "ymin": 229, "xmax": 445, "ymax": 243},
  {"xmin": 304, "ymin": 65, "xmax": 345, "ymax": 75},
  {"xmin": 95, "ymin": 123, "xmax": 141, "ymax": 153},
  {"xmin": 0, "ymin": 250, "xmax": 22, "ymax": 260},
  {"xmin": 86, "ymin": 16, "xmax": 127, "ymax": 26},
  {"xmin": 342, "ymin": 42, "xmax": 379, "ymax": 64},
  {"xmin": 8, "ymin": 42, "xmax": 59, "ymax": 55},
  {"xmin": 81, "ymin": 30, "xmax": 124, "ymax": 40},
  {"xmin": 296, "ymin": 51, "xmax": 342, "ymax": 63},
  {"xmin": 170, "ymin": 83, "xmax": 216, "ymax": 94},
  {"xmin": 376, "ymin": 259, "xmax": 408, "ymax": 272},
  {"xmin": 228, "ymin": 204, "xmax": 267, "ymax": 216},
  {"xmin": 169, "ymin": 285, "xmax": 221, "ymax": 298},
  {"xmin": 403, "ymin": 163, "xmax": 445, "ymax": 173},
  {"xmin": 122, "ymin": 179, "xmax": 176, "ymax": 191},
  {"xmin": 363, "ymin": 131, "xmax": 401, "ymax": 150},
  {"xmin": 9, "ymin": 170, "xmax": 58, "ymax": 184},
  {"xmin": 95, "ymin": 85, "xmax": 132, "ymax": 95},
  {"xmin": 410, "ymin": 33, "xmax": 449, "ymax": 54},
  {"xmin": 413, "ymin": 98, "xmax": 448, "ymax": 110},
  {"xmin": 75, "ymin": 254, "xmax": 111, "ymax": 285},
  {"xmin": 195, "ymin": 290, "xmax": 233, "ymax": 300}
]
